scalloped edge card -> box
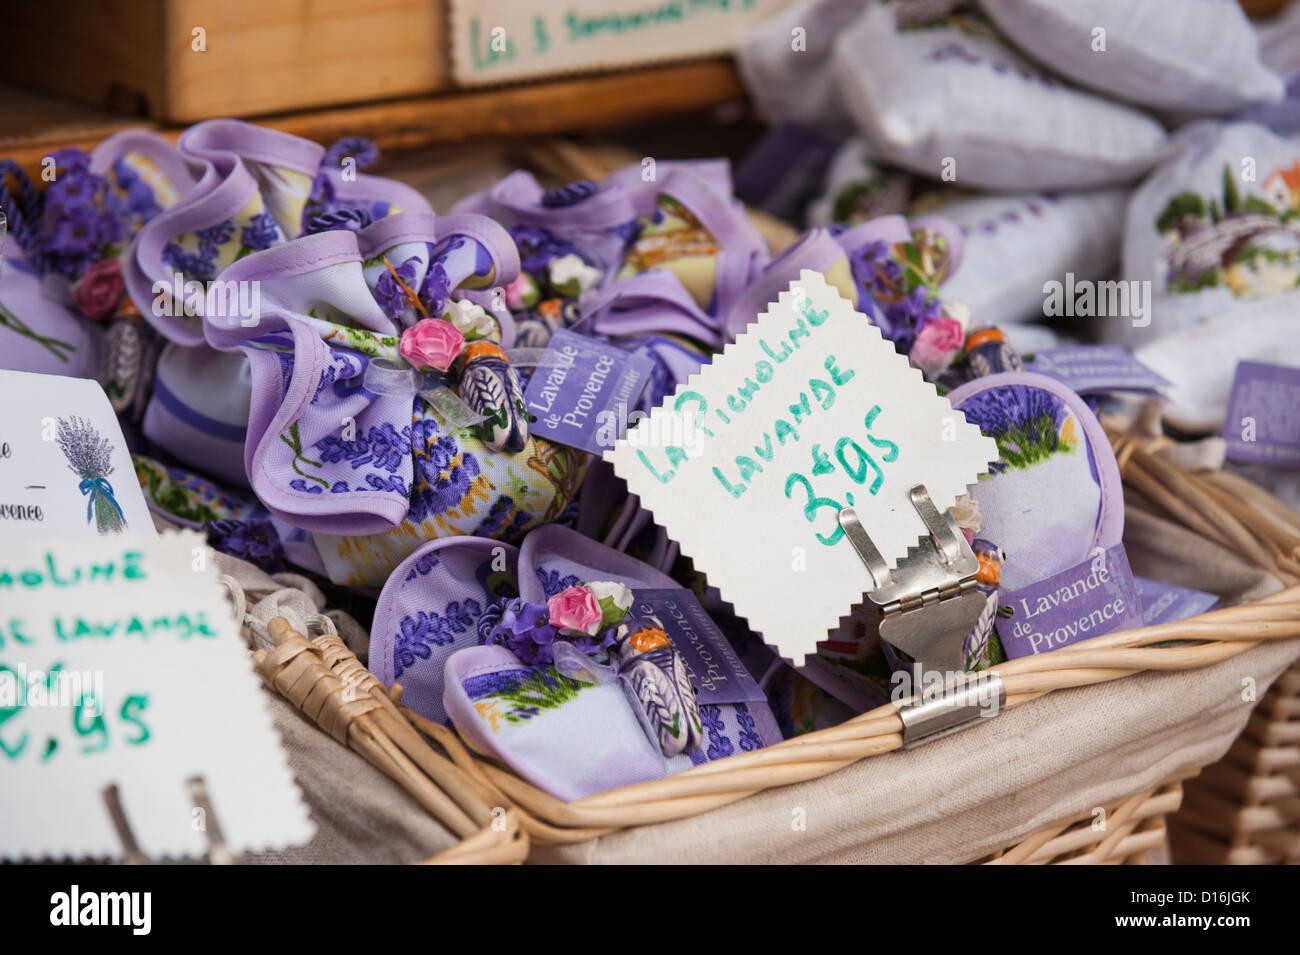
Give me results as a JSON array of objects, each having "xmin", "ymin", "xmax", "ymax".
[
  {"xmin": 605, "ymin": 270, "xmax": 997, "ymax": 665},
  {"xmin": 0, "ymin": 530, "xmax": 313, "ymax": 861}
]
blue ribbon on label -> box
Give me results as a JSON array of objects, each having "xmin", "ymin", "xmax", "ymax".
[
  {"xmin": 521, "ymin": 329, "xmax": 653, "ymax": 455},
  {"xmin": 998, "ymin": 543, "xmax": 1144, "ymax": 658},
  {"xmin": 630, "ymin": 588, "xmax": 768, "ymax": 706},
  {"xmin": 79, "ymin": 476, "xmax": 124, "ymax": 525}
]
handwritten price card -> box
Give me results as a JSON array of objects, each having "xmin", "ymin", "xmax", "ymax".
[
  {"xmin": 606, "ymin": 270, "xmax": 996, "ymax": 664},
  {"xmin": 0, "ymin": 531, "xmax": 312, "ymax": 860}
]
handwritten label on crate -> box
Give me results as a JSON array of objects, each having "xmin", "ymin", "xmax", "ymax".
[
  {"xmin": 0, "ymin": 531, "xmax": 312, "ymax": 861},
  {"xmin": 450, "ymin": 0, "xmax": 791, "ymax": 85},
  {"xmin": 606, "ymin": 270, "xmax": 996, "ymax": 665}
]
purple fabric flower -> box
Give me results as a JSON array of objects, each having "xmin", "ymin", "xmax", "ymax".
[
  {"xmin": 111, "ymin": 156, "xmax": 162, "ymax": 225},
  {"xmin": 541, "ymin": 179, "xmax": 598, "ymax": 209},
  {"xmin": 478, "ymin": 596, "xmax": 623, "ymax": 666},
  {"xmin": 205, "ymin": 518, "xmax": 287, "ymax": 574},
  {"xmin": 240, "ymin": 212, "xmax": 280, "ymax": 251},
  {"xmin": 565, "ymin": 623, "xmax": 620, "ymax": 662},
  {"xmin": 44, "ymin": 209, "xmax": 116, "ymax": 279},
  {"xmin": 883, "ymin": 286, "xmax": 944, "ymax": 355},
  {"xmin": 323, "ymin": 137, "xmax": 380, "ymax": 171},
  {"xmin": 302, "ymin": 137, "xmax": 381, "ymax": 232},
  {"xmin": 49, "ymin": 148, "xmax": 91, "ymax": 176},
  {"xmin": 852, "ymin": 240, "xmax": 905, "ymax": 300},
  {"xmin": 41, "ymin": 158, "xmax": 128, "ymax": 280},
  {"xmin": 418, "ymin": 262, "xmax": 450, "ymax": 316},
  {"xmin": 46, "ymin": 201, "xmax": 100, "ymax": 259},
  {"xmin": 303, "ymin": 206, "xmax": 373, "ymax": 236},
  {"xmin": 480, "ymin": 597, "xmax": 559, "ymax": 665},
  {"xmin": 373, "ymin": 255, "xmax": 420, "ymax": 321},
  {"xmin": 509, "ymin": 224, "xmax": 578, "ymax": 276}
]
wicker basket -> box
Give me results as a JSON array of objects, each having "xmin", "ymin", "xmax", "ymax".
[
  {"xmin": 1169, "ymin": 661, "xmax": 1300, "ymax": 864},
  {"xmin": 254, "ymin": 430, "xmax": 1300, "ymax": 865},
  {"xmin": 972, "ymin": 774, "xmax": 1188, "ymax": 865}
]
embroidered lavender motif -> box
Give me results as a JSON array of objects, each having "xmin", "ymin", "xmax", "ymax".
[
  {"xmin": 463, "ymin": 665, "xmax": 590, "ymax": 728},
  {"xmin": 57, "ymin": 416, "xmax": 126, "ymax": 534}
]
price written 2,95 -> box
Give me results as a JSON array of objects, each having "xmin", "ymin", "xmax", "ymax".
[{"xmin": 784, "ymin": 404, "xmax": 900, "ymax": 546}]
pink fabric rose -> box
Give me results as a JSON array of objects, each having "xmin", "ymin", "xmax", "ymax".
[
  {"xmin": 73, "ymin": 259, "xmax": 126, "ymax": 321},
  {"xmin": 399, "ymin": 318, "xmax": 464, "ymax": 372},
  {"xmin": 502, "ymin": 272, "xmax": 534, "ymax": 311},
  {"xmin": 547, "ymin": 585, "xmax": 602, "ymax": 636},
  {"xmin": 910, "ymin": 316, "xmax": 964, "ymax": 371}
]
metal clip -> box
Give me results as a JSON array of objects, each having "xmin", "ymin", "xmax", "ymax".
[
  {"xmin": 838, "ymin": 483, "xmax": 986, "ymax": 674},
  {"xmin": 102, "ymin": 775, "xmax": 236, "ymax": 864},
  {"xmin": 898, "ymin": 671, "xmax": 1005, "ymax": 748}
]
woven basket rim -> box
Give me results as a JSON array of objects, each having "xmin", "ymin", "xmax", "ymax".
[{"xmin": 257, "ymin": 431, "xmax": 1300, "ymax": 864}]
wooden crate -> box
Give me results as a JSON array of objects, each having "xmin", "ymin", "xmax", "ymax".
[
  {"xmin": 0, "ymin": 0, "xmax": 450, "ymax": 122},
  {"xmin": 1169, "ymin": 662, "xmax": 1300, "ymax": 864}
]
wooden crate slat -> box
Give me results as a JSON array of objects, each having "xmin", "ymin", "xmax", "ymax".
[{"xmin": 0, "ymin": 61, "xmax": 746, "ymax": 176}]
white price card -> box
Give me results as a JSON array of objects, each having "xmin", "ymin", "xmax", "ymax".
[
  {"xmin": 606, "ymin": 270, "xmax": 997, "ymax": 664},
  {"xmin": 0, "ymin": 531, "xmax": 313, "ymax": 860}
]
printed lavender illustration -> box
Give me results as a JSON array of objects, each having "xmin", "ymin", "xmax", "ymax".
[
  {"xmin": 1158, "ymin": 163, "xmax": 1300, "ymax": 298},
  {"xmin": 956, "ymin": 383, "xmax": 1077, "ymax": 472},
  {"xmin": 57, "ymin": 415, "xmax": 126, "ymax": 534},
  {"xmin": 955, "ymin": 382, "xmax": 1102, "ymax": 596}
]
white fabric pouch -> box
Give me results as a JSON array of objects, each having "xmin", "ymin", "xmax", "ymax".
[
  {"xmin": 734, "ymin": 0, "xmax": 862, "ymax": 139},
  {"xmin": 934, "ymin": 188, "xmax": 1130, "ymax": 328},
  {"xmin": 831, "ymin": 3, "xmax": 1168, "ymax": 191},
  {"xmin": 982, "ymin": 0, "xmax": 1283, "ymax": 115},
  {"xmin": 1114, "ymin": 121, "xmax": 1300, "ymax": 352}
]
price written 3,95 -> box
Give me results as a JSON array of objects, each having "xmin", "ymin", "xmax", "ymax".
[{"xmin": 785, "ymin": 404, "xmax": 900, "ymax": 546}]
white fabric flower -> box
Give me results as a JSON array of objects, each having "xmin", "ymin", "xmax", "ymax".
[
  {"xmin": 444, "ymin": 298, "xmax": 495, "ymax": 340},
  {"xmin": 942, "ymin": 298, "xmax": 972, "ymax": 331},
  {"xmin": 947, "ymin": 492, "xmax": 982, "ymax": 533},
  {"xmin": 587, "ymin": 580, "xmax": 634, "ymax": 626},
  {"xmin": 548, "ymin": 253, "xmax": 602, "ymax": 294}
]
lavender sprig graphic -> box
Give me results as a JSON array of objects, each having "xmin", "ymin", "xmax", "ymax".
[{"xmin": 57, "ymin": 416, "xmax": 126, "ymax": 534}]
